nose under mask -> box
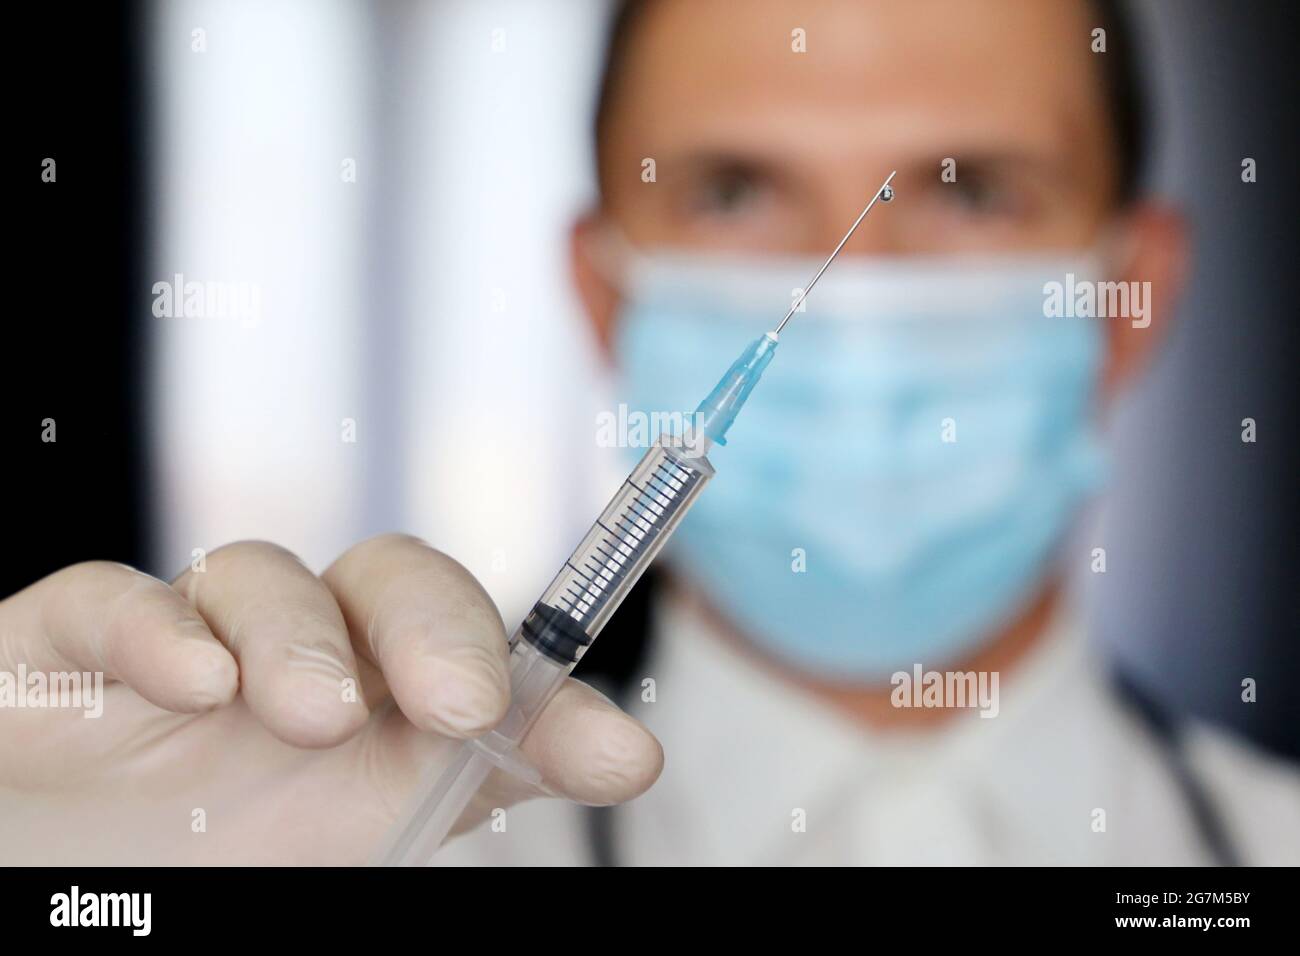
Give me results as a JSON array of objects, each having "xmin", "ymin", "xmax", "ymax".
[{"xmin": 612, "ymin": 251, "xmax": 1107, "ymax": 681}]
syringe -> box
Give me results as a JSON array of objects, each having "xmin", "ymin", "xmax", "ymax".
[{"xmin": 373, "ymin": 171, "xmax": 896, "ymax": 866}]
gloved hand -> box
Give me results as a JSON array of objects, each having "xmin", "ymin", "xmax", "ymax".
[{"xmin": 0, "ymin": 534, "xmax": 662, "ymax": 864}]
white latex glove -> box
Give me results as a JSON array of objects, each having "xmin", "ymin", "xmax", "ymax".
[{"xmin": 0, "ymin": 534, "xmax": 662, "ymax": 864}]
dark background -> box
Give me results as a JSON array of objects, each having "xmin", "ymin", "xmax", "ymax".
[{"xmin": 7, "ymin": 3, "xmax": 149, "ymax": 593}]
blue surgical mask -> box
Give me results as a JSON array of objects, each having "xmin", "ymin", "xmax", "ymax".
[{"xmin": 612, "ymin": 251, "xmax": 1106, "ymax": 681}]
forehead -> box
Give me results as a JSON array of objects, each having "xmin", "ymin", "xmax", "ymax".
[{"xmin": 602, "ymin": 0, "xmax": 1111, "ymax": 188}]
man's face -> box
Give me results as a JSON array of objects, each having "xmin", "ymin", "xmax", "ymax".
[
  {"xmin": 569, "ymin": 0, "xmax": 1187, "ymax": 679},
  {"xmin": 578, "ymin": 0, "xmax": 1182, "ymax": 387}
]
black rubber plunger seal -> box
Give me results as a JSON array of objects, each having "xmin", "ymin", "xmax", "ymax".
[{"xmin": 521, "ymin": 602, "xmax": 594, "ymax": 665}]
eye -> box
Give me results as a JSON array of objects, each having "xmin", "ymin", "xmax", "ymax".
[
  {"xmin": 688, "ymin": 164, "xmax": 767, "ymax": 217},
  {"xmin": 946, "ymin": 172, "xmax": 1017, "ymax": 216}
]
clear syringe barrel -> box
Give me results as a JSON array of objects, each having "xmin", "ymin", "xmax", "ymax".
[
  {"xmin": 494, "ymin": 436, "xmax": 714, "ymax": 744},
  {"xmin": 527, "ymin": 438, "xmax": 714, "ymax": 655}
]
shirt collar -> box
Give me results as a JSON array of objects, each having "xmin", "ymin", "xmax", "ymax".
[{"xmin": 621, "ymin": 589, "xmax": 1124, "ymax": 864}]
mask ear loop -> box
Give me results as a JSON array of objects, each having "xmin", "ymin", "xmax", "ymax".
[
  {"xmin": 1086, "ymin": 217, "xmax": 1148, "ymax": 419},
  {"xmin": 579, "ymin": 221, "xmax": 644, "ymax": 295}
]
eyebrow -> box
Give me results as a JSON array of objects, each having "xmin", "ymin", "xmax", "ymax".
[
  {"xmin": 929, "ymin": 149, "xmax": 1071, "ymax": 178},
  {"xmin": 653, "ymin": 143, "xmax": 1073, "ymax": 192},
  {"xmin": 658, "ymin": 150, "xmax": 794, "ymax": 182}
]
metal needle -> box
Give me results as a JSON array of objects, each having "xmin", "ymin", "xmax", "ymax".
[{"xmin": 772, "ymin": 170, "xmax": 897, "ymax": 336}]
